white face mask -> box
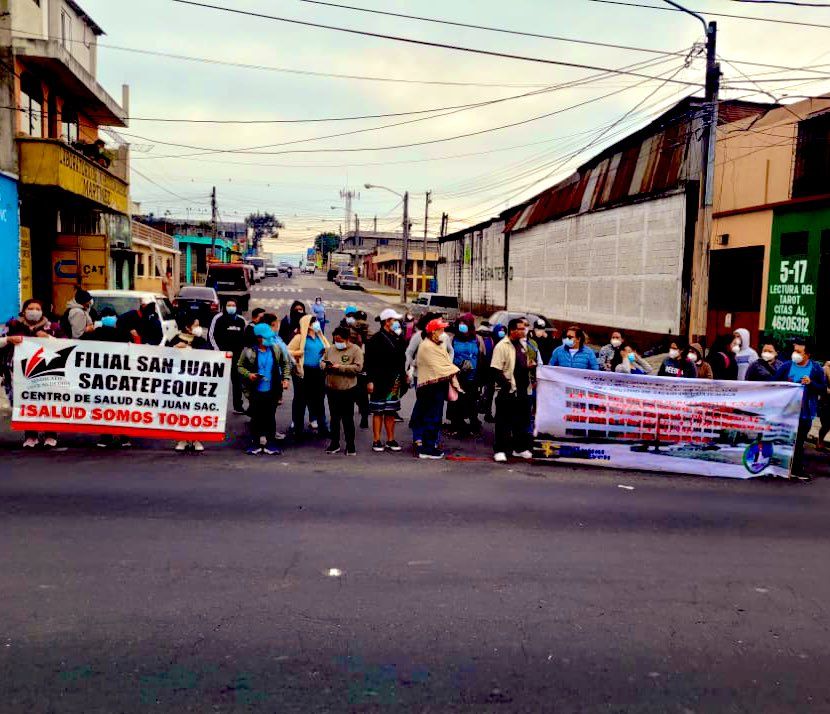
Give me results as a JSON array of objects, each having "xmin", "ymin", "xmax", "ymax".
[
  {"xmin": 24, "ymin": 309, "xmax": 42, "ymax": 322},
  {"xmin": 687, "ymin": 353, "xmax": 698, "ymax": 364},
  {"xmin": 669, "ymin": 349, "xmax": 680, "ymax": 360},
  {"xmin": 191, "ymin": 326, "xmax": 204, "ymax": 338},
  {"xmin": 611, "ymin": 338, "xmax": 622, "ymax": 348},
  {"xmin": 792, "ymin": 352, "xmax": 805, "ymax": 365},
  {"xmin": 762, "ymin": 351, "xmax": 776, "ymax": 362}
]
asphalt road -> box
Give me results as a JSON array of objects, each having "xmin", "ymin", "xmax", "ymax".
[{"xmin": 2, "ymin": 275, "xmax": 829, "ymax": 713}]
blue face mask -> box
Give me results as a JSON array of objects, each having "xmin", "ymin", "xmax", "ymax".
[
  {"xmin": 102, "ymin": 316, "xmax": 117, "ymax": 328},
  {"xmin": 226, "ymin": 306, "xmax": 237, "ymax": 316},
  {"xmin": 334, "ymin": 341, "xmax": 347, "ymax": 350},
  {"xmin": 562, "ymin": 337, "xmax": 575, "ymax": 348},
  {"xmin": 628, "ymin": 353, "xmax": 636, "ymax": 362},
  {"xmin": 391, "ymin": 321, "xmax": 401, "ymax": 333},
  {"xmin": 496, "ymin": 331, "xmax": 505, "ymax": 340},
  {"xmin": 458, "ymin": 324, "xmax": 469, "ymax": 334}
]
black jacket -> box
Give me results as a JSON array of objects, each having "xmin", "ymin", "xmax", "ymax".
[
  {"xmin": 83, "ymin": 326, "xmax": 130, "ymax": 343},
  {"xmin": 365, "ymin": 329, "xmax": 406, "ymax": 394},
  {"xmin": 208, "ymin": 312, "xmax": 247, "ymax": 354}
]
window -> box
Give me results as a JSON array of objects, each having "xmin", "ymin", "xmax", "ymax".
[
  {"xmin": 708, "ymin": 246, "xmax": 764, "ymax": 312},
  {"xmin": 793, "ymin": 113, "xmax": 830, "ymax": 199},
  {"xmin": 136, "ymin": 255, "xmax": 145, "ymax": 277},
  {"xmin": 19, "ymin": 75, "xmax": 43, "ymax": 137},
  {"xmin": 61, "ymin": 10, "xmax": 72, "ymax": 50},
  {"xmin": 780, "ymin": 231, "xmax": 809, "ymax": 258},
  {"xmin": 61, "ymin": 105, "xmax": 79, "ymax": 144}
]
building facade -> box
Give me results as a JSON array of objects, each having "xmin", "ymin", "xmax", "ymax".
[
  {"xmin": 710, "ymin": 96, "xmax": 830, "ymax": 355},
  {"xmin": 131, "ymin": 220, "xmax": 180, "ymax": 295},
  {"xmin": 1, "ymin": 0, "xmax": 130, "ymax": 317}
]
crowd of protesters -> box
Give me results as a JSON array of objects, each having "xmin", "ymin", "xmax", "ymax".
[{"xmin": 1, "ymin": 288, "xmax": 828, "ymax": 478}]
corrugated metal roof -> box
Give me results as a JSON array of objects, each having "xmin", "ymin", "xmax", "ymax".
[{"xmin": 504, "ymin": 98, "xmax": 772, "ymax": 235}]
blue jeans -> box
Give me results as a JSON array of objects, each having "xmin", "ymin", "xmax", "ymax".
[{"xmin": 411, "ymin": 382, "xmax": 447, "ymax": 450}]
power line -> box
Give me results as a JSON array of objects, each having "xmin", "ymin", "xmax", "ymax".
[
  {"xmin": 586, "ymin": 0, "xmax": 830, "ymax": 29},
  {"xmin": 731, "ymin": 0, "xmax": 830, "ymax": 6},
  {"xmin": 172, "ymin": 0, "xmax": 704, "ymax": 86}
]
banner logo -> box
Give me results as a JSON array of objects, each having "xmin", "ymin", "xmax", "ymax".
[{"xmin": 22, "ymin": 345, "xmax": 76, "ymax": 380}]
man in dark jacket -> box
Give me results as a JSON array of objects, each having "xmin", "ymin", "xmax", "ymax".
[
  {"xmin": 243, "ymin": 307, "xmax": 266, "ymax": 348},
  {"xmin": 208, "ymin": 298, "xmax": 248, "ymax": 414},
  {"xmin": 746, "ymin": 340, "xmax": 783, "ymax": 382},
  {"xmin": 774, "ymin": 338, "xmax": 828, "ymax": 479},
  {"xmin": 119, "ymin": 301, "xmax": 163, "ymax": 346}
]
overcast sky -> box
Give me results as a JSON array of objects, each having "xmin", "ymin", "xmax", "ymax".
[{"xmin": 78, "ymin": 0, "xmax": 830, "ymax": 254}]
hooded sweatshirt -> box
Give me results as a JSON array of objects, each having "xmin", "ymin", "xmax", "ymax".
[
  {"xmin": 279, "ymin": 300, "xmax": 307, "ymax": 344},
  {"xmin": 65, "ymin": 299, "xmax": 93, "ymax": 339},
  {"xmin": 733, "ymin": 328, "xmax": 759, "ymax": 381},
  {"xmin": 287, "ymin": 314, "xmax": 330, "ymax": 378},
  {"xmin": 689, "ymin": 342, "xmax": 714, "ymax": 380}
]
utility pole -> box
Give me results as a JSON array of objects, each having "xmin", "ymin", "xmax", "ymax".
[
  {"xmin": 667, "ymin": 1, "xmax": 719, "ymax": 342},
  {"xmin": 340, "ymin": 188, "xmax": 358, "ymax": 259},
  {"xmin": 210, "ymin": 186, "xmax": 218, "ymax": 261},
  {"xmin": 421, "ymin": 190, "xmax": 432, "ymax": 292},
  {"xmin": 401, "ymin": 191, "xmax": 410, "ymax": 304},
  {"xmin": 440, "ymin": 213, "xmax": 448, "ymax": 238},
  {"xmin": 373, "ymin": 215, "xmax": 377, "ymax": 233}
]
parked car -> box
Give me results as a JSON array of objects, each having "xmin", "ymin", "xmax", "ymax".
[
  {"xmin": 302, "ymin": 264, "xmax": 316, "ymax": 274},
  {"xmin": 174, "ymin": 286, "xmax": 220, "ymax": 327},
  {"xmin": 89, "ymin": 290, "xmax": 177, "ymax": 344},
  {"xmin": 487, "ymin": 311, "xmax": 546, "ymax": 329},
  {"xmin": 205, "ymin": 263, "xmax": 252, "ymax": 312},
  {"xmin": 265, "ymin": 263, "xmax": 280, "ymax": 277},
  {"xmin": 338, "ymin": 274, "xmax": 362, "ymax": 291},
  {"xmin": 243, "ymin": 256, "xmax": 265, "ymax": 282},
  {"xmin": 410, "ymin": 293, "xmax": 460, "ymax": 322}
]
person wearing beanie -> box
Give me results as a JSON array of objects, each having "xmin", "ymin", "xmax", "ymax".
[{"xmin": 63, "ymin": 288, "xmax": 95, "ymax": 339}]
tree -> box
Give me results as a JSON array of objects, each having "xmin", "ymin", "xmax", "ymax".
[
  {"xmin": 245, "ymin": 212, "xmax": 284, "ymax": 253},
  {"xmin": 315, "ymin": 232, "xmax": 340, "ymax": 263}
]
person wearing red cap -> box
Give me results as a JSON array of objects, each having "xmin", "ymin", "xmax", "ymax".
[{"xmin": 411, "ymin": 318, "xmax": 461, "ymax": 459}]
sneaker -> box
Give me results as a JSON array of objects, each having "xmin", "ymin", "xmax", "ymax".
[
  {"xmin": 326, "ymin": 443, "xmax": 342, "ymax": 455},
  {"xmin": 23, "ymin": 437, "xmax": 38, "ymax": 449},
  {"xmin": 233, "ymin": 408, "xmax": 246, "ymax": 415},
  {"xmin": 96, "ymin": 439, "xmax": 110, "ymax": 449},
  {"xmin": 418, "ymin": 447, "xmax": 445, "ymax": 460},
  {"xmin": 175, "ymin": 441, "xmax": 188, "ymax": 452},
  {"xmin": 493, "ymin": 452, "xmax": 508, "ymax": 463},
  {"xmin": 192, "ymin": 441, "xmax": 205, "ymax": 452},
  {"xmin": 346, "ymin": 446, "xmax": 357, "ymax": 456},
  {"xmin": 512, "ymin": 450, "xmax": 533, "ymax": 460},
  {"xmin": 120, "ymin": 438, "xmax": 133, "ymax": 449},
  {"xmin": 372, "ymin": 441, "xmax": 385, "ymax": 452},
  {"xmin": 385, "ymin": 440, "xmax": 402, "ymax": 452},
  {"xmin": 247, "ymin": 446, "xmax": 264, "ymax": 456},
  {"xmin": 309, "ymin": 420, "xmax": 319, "ymax": 430},
  {"xmin": 264, "ymin": 444, "xmax": 282, "ymax": 456},
  {"xmin": 43, "ymin": 438, "xmax": 58, "ymax": 449},
  {"xmin": 274, "ymin": 431, "xmax": 287, "ymax": 441}
]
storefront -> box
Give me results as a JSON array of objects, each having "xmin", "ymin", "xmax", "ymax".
[{"xmin": 17, "ymin": 138, "xmax": 130, "ymax": 314}]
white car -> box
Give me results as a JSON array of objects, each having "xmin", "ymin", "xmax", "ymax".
[{"xmin": 89, "ymin": 290, "xmax": 178, "ymax": 345}]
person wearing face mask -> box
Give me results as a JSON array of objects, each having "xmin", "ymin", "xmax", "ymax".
[
  {"xmin": 658, "ymin": 341, "xmax": 695, "ymax": 378},
  {"xmin": 731, "ymin": 328, "xmax": 759, "ymax": 381},
  {"xmin": 598, "ymin": 331, "xmax": 625, "ymax": 372},
  {"xmin": 746, "ymin": 341, "xmax": 783, "ymax": 382},
  {"xmin": 365, "ymin": 309, "xmax": 407, "ymax": 452},
  {"xmin": 279, "ymin": 300, "xmax": 307, "ymax": 344},
  {"xmin": 238, "ymin": 323, "xmax": 292, "ymax": 456},
  {"xmin": 61, "ymin": 289, "xmax": 96, "ymax": 339},
  {"xmin": 4, "ymin": 299, "xmax": 57, "ymax": 449},
  {"xmin": 287, "ymin": 314, "xmax": 331, "ymax": 440},
  {"xmin": 312, "ymin": 297, "xmax": 327, "ymax": 335},
  {"xmin": 491, "ymin": 318, "xmax": 534, "ymax": 463},
  {"xmin": 687, "ymin": 343, "xmax": 713, "ymax": 379},
  {"xmin": 321, "ymin": 326, "xmax": 364, "ymax": 455},
  {"xmin": 403, "ymin": 312, "xmax": 417, "ymax": 342},
  {"xmin": 773, "ymin": 339, "xmax": 827, "ymax": 479},
  {"xmin": 208, "ymin": 299, "xmax": 248, "ymax": 415},
  {"xmin": 448, "ymin": 313, "xmax": 484, "ymax": 436},
  {"xmin": 478, "ymin": 323, "xmax": 501, "ymax": 423},
  {"xmin": 411, "ymin": 318, "xmax": 461, "ymax": 459},
  {"xmin": 549, "ymin": 326, "xmax": 599, "ymax": 370},
  {"xmin": 167, "ymin": 315, "xmax": 212, "ymax": 452},
  {"xmin": 614, "ymin": 343, "xmax": 653, "ymax": 376},
  {"xmin": 405, "ymin": 312, "xmax": 454, "ymax": 386},
  {"xmin": 707, "ymin": 335, "xmax": 739, "ymax": 381}
]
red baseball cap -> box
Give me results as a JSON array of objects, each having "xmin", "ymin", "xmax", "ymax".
[{"xmin": 426, "ymin": 318, "xmax": 449, "ymax": 333}]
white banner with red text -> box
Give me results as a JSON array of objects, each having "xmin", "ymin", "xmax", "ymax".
[
  {"xmin": 534, "ymin": 366, "xmax": 803, "ymax": 479},
  {"xmin": 12, "ymin": 338, "xmax": 231, "ymax": 441}
]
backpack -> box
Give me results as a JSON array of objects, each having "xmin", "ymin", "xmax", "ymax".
[
  {"xmin": 453, "ymin": 338, "xmax": 479, "ymax": 373},
  {"xmin": 59, "ymin": 308, "xmax": 76, "ymax": 339}
]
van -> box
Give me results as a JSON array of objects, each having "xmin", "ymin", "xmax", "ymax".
[
  {"xmin": 205, "ymin": 263, "xmax": 252, "ymax": 312},
  {"xmin": 409, "ymin": 293, "xmax": 460, "ymax": 321}
]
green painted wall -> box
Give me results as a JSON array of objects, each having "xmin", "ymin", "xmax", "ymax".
[{"xmin": 766, "ymin": 206, "xmax": 830, "ymax": 338}]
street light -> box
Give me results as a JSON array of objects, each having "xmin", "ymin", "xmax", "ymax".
[{"xmin": 364, "ymin": 183, "xmax": 410, "ymax": 303}]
